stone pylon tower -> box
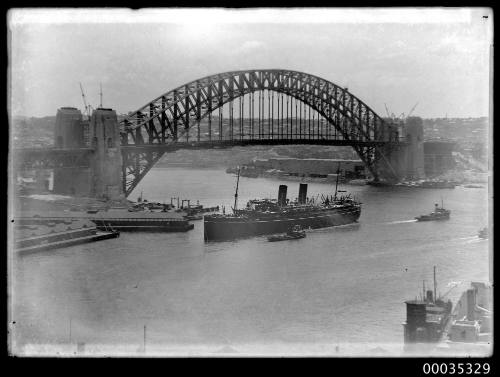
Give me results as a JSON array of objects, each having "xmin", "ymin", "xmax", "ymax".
[
  {"xmin": 52, "ymin": 107, "xmax": 91, "ymax": 195},
  {"xmin": 89, "ymin": 108, "xmax": 124, "ymax": 200},
  {"xmin": 403, "ymin": 117, "xmax": 425, "ymax": 180},
  {"xmin": 375, "ymin": 117, "xmax": 425, "ymax": 181},
  {"xmin": 51, "ymin": 107, "xmax": 124, "ymax": 199},
  {"xmin": 53, "ymin": 107, "xmax": 85, "ymax": 148}
]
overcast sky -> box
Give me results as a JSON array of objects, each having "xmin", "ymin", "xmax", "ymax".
[{"xmin": 8, "ymin": 8, "xmax": 493, "ymax": 118}]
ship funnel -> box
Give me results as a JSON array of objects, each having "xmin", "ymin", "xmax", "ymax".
[
  {"xmin": 466, "ymin": 288, "xmax": 476, "ymax": 321},
  {"xmin": 278, "ymin": 185, "xmax": 288, "ymax": 206},
  {"xmin": 298, "ymin": 183, "xmax": 308, "ymax": 204},
  {"xmin": 426, "ymin": 290, "xmax": 434, "ymax": 303}
]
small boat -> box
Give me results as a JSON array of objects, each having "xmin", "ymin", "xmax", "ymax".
[
  {"xmin": 267, "ymin": 225, "xmax": 306, "ymax": 242},
  {"xmin": 184, "ymin": 214, "xmax": 203, "ymax": 221},
  {"xmin": 415, "ymin": 201, "xmax": 450, "ymax": 221},
  {"xmin": 478, "ymin": 227, "xmax": 488, "ymax": 239}
]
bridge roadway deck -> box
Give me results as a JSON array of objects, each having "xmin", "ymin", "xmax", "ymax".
[
  {"xmin": 121, "ymin": 139, "xmax": 406, "ymax": 152},
  {"xmin": 13, "ymin": 139, "xmax": 406, "ymax": 155}
]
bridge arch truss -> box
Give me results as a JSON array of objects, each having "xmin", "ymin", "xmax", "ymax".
[{"xmin": 121, "ymin": 69, "xmax": 400, "ymax": 196}]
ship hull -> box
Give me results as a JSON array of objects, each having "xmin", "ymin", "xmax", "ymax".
[{"xmin": 204, "ymin": 206, "xmax": 360, "ymax": 241}]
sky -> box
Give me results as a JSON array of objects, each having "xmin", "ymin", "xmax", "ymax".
[{"xmin": 8, "ymin": 8, "xmax": 493, "ymax": 118}]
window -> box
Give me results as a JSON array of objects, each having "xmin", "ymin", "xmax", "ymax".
[{"xmin": 107, "ymin": 137, "xmax": 113, "ymax": 148}]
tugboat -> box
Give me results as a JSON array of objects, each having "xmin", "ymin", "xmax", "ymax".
[
  {"xmin": 267, "ymin": 225, "xmax": 306, "ymax": 242},
  {"xmin": 415, "ymin": 200, "xmax": 450, "ymax": 221},
  {"xmin": 478, "ymin": 227, "xmax": 488, "ymax": 239},
  {"xmin": 204, "ymin": 167, "xmax": 361, "ymax": 241}
]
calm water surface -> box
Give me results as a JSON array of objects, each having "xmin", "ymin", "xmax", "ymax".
[{"xmin": 11, "ymin": 167, "xmax": 491, "ymax": 355}]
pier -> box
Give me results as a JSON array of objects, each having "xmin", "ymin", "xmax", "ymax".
[
  {"xmin": 15, "ymin": 209, "xmax": 194, "ymax": 233},
  {"xmin": 14, "ymin": 218, "xmax": 119, "ymax": 253}
]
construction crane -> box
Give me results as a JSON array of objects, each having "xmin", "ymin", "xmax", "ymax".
[
  {"xmin": 99, "ymin": 82, "xmax": 103, "ymax": 108},
  {"xmin": 407, "ymin": 102, "xmax": 419, "ymax": 118},
  {"xmin": 384, "ymin": 103, "xmax": 391, "ymax": 118},
  {"xmin": 384, "ymin": 103, "xmax": 398, "ymax": 120},
  {"xmin": 399, "ymin": 102, "xmax": 419, "ymax": 121},
  {"xmin": 79, "ymin": 82, "xmax": 93, "ymax": 119}
]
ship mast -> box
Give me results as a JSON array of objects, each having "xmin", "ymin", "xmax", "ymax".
[
  {"xmin": 233, "ymin": 166, "xmax": 240, "ymax": 212},
  {"xmin": 334, "ymin": 162, "xmax": 341, "ymax": 200},
  {"xmin": 433, "ymin": 265, "xmax": 437, "ymax": 302}
]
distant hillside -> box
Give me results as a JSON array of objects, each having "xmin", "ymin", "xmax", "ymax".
[
  {"xmin": 11, "ymin": 115, "xmax": 55, "ymax": 148},
  {"xmin": 423, "ymin": 117, "xmax": 489, "ymax": 164},
  {"xmin": 154, "ymin": 145, "xmax": 359, "ymax": 169}
]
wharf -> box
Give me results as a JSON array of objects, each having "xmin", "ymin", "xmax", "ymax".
[
  {"xmin": 14, "ymin": 218, "xmax": 119, "ymax": 253},
  {"xmin": 435, "ymin": 282, "xmax": 492, "ymax": 355},
  {"xmin": 14, "ymin": 209, "xmax": 194, "ymax": 232}
]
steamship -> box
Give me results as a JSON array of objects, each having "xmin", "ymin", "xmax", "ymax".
[{"xmin": 203, "ymin": 170, "xmax": 361, "ymax": 241}]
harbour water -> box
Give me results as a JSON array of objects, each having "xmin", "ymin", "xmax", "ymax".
[{"xmin": 11, "ymin": 167, "xmax": 491, "ymax": 356}]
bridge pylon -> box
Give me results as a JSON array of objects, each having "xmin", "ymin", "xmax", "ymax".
[
  {"xmin": 88, "ymin": 108, "xmax": 124, "ymax": 200},
  {"xmin": 374, "ymin": 117, "xmax": 425, "ymax": 181},
  {"xmin": 51, "ymin": 107, "xmax": 124, "ymax": 199},
  {"xmin": 52, "ymin": 107, "xmax": 92, "ymax": 195}
]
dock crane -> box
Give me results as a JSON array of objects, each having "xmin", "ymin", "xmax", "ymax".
[{"xmin": 439, "ymin": 281, "xmax": 460, "ymax": 301}]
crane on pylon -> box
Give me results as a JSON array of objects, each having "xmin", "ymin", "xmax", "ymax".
[
  {"xmin": 99, "ymin": 82, "xmax": 103, "ymax": 108},
  {"xmin": 384, "ymin": 103, "xmax": 391, "ymax": 118},
  {"xmin": 399, "ymin": 102, "xmax": 419, "ymax": 120},
  {"xmin": 79, "ymin": 82, "xmax": 93, "ymax": 119},
  {"xmin": 407, "ymin": 102, "xmax": 419, "ymax": 118}
]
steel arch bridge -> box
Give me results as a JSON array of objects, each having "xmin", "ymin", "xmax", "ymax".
[{"xmin": 120, "ymin": 69, "xmax": 401, "ymax": 196}]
